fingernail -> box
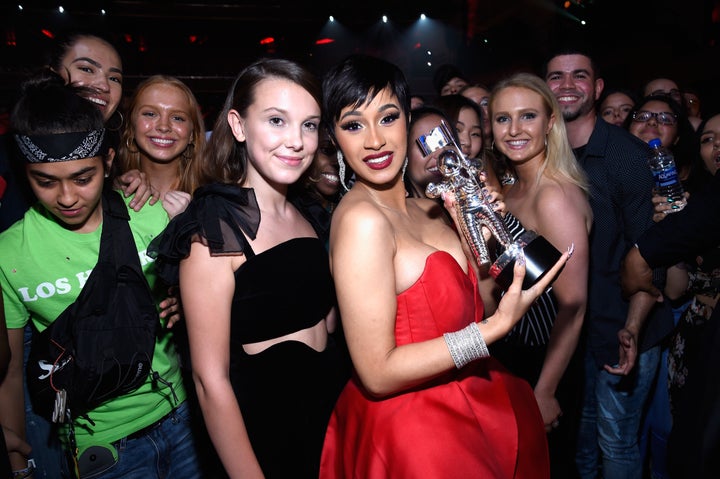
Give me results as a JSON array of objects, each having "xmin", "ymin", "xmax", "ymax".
[
  {"xmin": 567, "ymin": 243, "xmax": 575, "ymax": 258},
  {"xmin": 516, "ymin": 250, "xmax": 526, "ymax": 266},
  {"xmin": 667, "ymin": 197, "xmax": 674, "ymax": 203},
  {"xmin": 482, "ymin": 187, "xmax": 490, "ymax": 196},
  {"xmin": 671, "ymin": 205, "xmax": 679, "ymax": 210},
  {"xmin": 129, "ymin": 201, "xmax": 136, "ymax": 208}
]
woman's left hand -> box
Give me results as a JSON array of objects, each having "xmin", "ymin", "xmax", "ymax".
[{"xmin": 534, "ymin": 390, "xmax": 562, "ymax": 433}]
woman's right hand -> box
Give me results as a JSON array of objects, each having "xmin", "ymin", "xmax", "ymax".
[
  {"xmin": 652, "ymin": 191, "xmax": 689, "ymax": 222},
  {"xmin": 492, "ymin": 244, "xmax": 573, "ymax": 333}
]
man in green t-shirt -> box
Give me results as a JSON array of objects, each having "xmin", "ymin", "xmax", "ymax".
[{"xmin": 0, "ymin": 75, "xmax": 201, "ymax": 478}]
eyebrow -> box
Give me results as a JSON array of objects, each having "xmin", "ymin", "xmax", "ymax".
[
  {"xmin": 71, "ymin": 57, "xmax": 123, "ymax": 75},
  {"xmin": 340, "ymin": 103, "xmax": 399, "ymax": 121},
  {"xmin": 547, "ymin": 68, "xmax": 591, "ymax": 78},
  {"xmin": 30, "ymin": 166, "xmax": 98, "ymax": 180}
]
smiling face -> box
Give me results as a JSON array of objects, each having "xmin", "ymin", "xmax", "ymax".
[
  {"xmin": 491, "ymin": 86, "xmax": 554, "ymax": 168},
  {"xmin": 629, "ymin": 99, "xmax": 679, "ymax": 147},
  {"xmin": 600, "ymin": 92, "xmax": 635, "ymax": 126},
  {"xmin": 407, "ymin": 113, "xmax": 447, "ymax": 195},
  {"xmin": 545, "ymin": 54, "xmax": 602, "ymax": 123},
  {"xmin": 229, "ymin": 77, "xmax": 320, "ymax": 189},
  {"xmin": 456, "ymin": 106, "xmax": 483, "ymax": 159},
  {"xmin": 309, "ymin": 133, "xmax": 340, "ymax": 198},
  {"xmin": 57, "ymin": 37, "xmax": 123, "ymax": 122},
  {"xmin": 333, "ymin": 87, "xmax": 407, "ymax": 188},
  {"xmin": 26, "ymin": 155, "xmax": 111, "ymax": 233},
  {"xmin": 132, "ymin": 83, "xmax": 194, "ymax": 167},
  {"xmin": 700, "ymin": 114, "xmax": 720, "ymax": 174}
]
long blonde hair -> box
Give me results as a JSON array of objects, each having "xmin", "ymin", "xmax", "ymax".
[
  {"xmin": 491, "ymin": 72, "xmax": 588, "ymax": 193},
  {"xmin": 119, "ymin": 75, "xmax": 206, "ymax": 193}
]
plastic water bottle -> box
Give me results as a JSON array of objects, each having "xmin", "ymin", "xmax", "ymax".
[{"xmin": 647, "ymin": 138, "xmax": 686, "ymax": 213}]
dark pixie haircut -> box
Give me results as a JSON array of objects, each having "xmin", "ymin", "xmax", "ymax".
[
  {"xmin": 205, "ymin": 58, "xmax": 321, "ymax": 184},
  {"xmin": 11, "ymin": 70, "xmax": 104, "ymax": 136},
  {"xmin": 322, "ymin": 54, "xmax": 410, "ymax": 141}
]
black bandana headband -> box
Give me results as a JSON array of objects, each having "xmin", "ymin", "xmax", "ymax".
[{"xmin": 14, "ymin": 129, "xmax": 107, "ymax": 163}]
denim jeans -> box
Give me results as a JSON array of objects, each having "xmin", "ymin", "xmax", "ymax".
[
  {"xmin": 81, "ymin": 401, "xmax": 202, "ymax": 479},
  {"xmin": 576, "ymin": 345, "xmax": 661, "ymax": 479}
]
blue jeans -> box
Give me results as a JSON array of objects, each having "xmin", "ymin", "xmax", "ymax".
[
  {"xmin": 576, "ymin": 345, "xmax": 661, "ymax": 479},
  {"xmin": 639, "ymin": 303, "xmax": 686, "ymax": 479},
  {"xmin": 81, "ymin": 401, "xmax": 202, "ymax": 479}
]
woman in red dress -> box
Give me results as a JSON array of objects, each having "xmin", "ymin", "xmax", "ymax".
[{"xmin": 319, "ymin": 54, "xmax": 572, "ymax": 478}]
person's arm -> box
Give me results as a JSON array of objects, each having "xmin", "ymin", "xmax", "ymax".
[
  {"xmin": 604, "ymin": 291, "xmax": 658, "ymax": 375},
  {"xmin": 530, "ymin": 186, "xmax": 589, "ymax": 430},
  {"xmin": 179, "ymin": 242, "xmax": 264, "ymax": 478},
  {"xmin": 0, "ymin": 328, "xmax": 27, "ymax": 472},
  {"xmin": 330, "ymin": 201, "xmax": 569, "ymax": 398}
]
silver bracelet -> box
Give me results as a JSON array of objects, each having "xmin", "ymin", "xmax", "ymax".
[{"xmin": 443, "ymin": 322, "xmax": 490, "ymax": 369}]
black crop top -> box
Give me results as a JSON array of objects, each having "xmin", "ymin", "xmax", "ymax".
[
  {"xmin": 233, "ymin": 237, "xmax": 334, "ymax": 343},
  {"xmin": 150, "ymin": 183, "xmax": 335, "ymax": 343}
]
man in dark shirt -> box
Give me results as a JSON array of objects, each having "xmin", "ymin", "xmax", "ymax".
[{"xmin": 544, "ymin": 48, "xmax": 674, "ymax": 479}]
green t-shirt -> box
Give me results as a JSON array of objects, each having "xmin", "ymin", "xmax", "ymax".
[{"xmin": 0, "ymin": 194, "xmax": 186, "ymax": 454}]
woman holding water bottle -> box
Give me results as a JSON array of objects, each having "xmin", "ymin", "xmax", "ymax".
[{"xmin": 625, "ymin": 94, "xmax": 699, "ymax": 217}]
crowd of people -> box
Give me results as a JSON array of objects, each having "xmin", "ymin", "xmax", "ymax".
[{"xmin": 0, "ymin": 29, "xmax": 718, "ymax": 479}]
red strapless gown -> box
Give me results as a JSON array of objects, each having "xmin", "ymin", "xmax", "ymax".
[{"xmin": 320, "ymin": 251, "xmax": 550, "ymax": 478}]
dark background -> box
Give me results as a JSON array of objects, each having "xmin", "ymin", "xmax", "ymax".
[{"xmin": 2, "ymin": 0, "xmax": 720, "ymax": 126}]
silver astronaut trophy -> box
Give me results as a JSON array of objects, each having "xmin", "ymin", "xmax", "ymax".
[{"xmin": 421, "ymin": 121, "xmax": 560, "ymax": 290}]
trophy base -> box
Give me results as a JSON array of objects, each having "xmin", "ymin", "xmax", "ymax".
[{"xmin": 490, "ymin": 232, "xmax": 562, "ymax": 290}]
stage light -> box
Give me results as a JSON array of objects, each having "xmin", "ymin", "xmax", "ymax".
[
  {"xmin": 316, "ymin": 38, "xmax": 335, "ymax": 45},
  {"xmin": 420, "ymin": 14, "xmax": 426, "ymax": 20},
  {"xmin": 581, "ymin": 20, "xmax": 586, "ymax": 25},
  {"xmin": 427, "ymin": 50, "xmax": 431, "ymax": 55},
  {"xmin": 427, "ymin": 62, "xmax": 432, "ymax": 67},
  {"xmin": 382, "ymin": 15, "xmax": 388, "ymax": 23},
  {"xmin": 41, "ymin": 29, "xmax": 54, "ymax": 39},
  {"xmin": 259, "ymin": 37, "xmax": 275, "ymax": 45},
  {"xmin": 58, "ymin": 6, "xmax": 64, "ymax": 13},
  {"xmin": 17, "ymin": 4, "xmax": 23, "ymax": 11},
  {"xmin": 329, "ymin": 15, "xmax": 334, "ymax": 22},
  {"xmin": 101, "ymin": 9, "xmax": 106, "ymax": 15}
]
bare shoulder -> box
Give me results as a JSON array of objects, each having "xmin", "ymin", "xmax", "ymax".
[{"xmin": 534, "ymin": 179, "xmax": 592, "ymax": 233}]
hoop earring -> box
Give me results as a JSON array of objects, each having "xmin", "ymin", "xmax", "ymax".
[
  {"xmin": 106, "ymin": 110, "xmax": 124, "ymax": 132},
  {"xmin": 337, "ymin": 150, "xmax": 350, "ymax": 192},
  {"xmin": 401, "ymin": 157, "xmax": 408, "ymax": 179},
  {"xmin": 182, "ymin": 142, "xmax": 195, "ymax": 161},
  {"xmin": 125, "ymin": 136, "xmax": 138, "ymax": 154},
  {"xmin": 544, "ymin": 136, "xmax": 548, "ymax": 150},
  {"xmin": 491, "ymin": 140, "xmax": 495, "ymax": 150}
]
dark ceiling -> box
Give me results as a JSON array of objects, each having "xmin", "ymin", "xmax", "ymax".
[{"xmin": 2, "ymin": 0, "xmax": 720, "ymax": 115}]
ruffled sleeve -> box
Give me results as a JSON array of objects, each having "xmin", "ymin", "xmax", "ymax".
[{"xmin": 148, "ymin": 183, "xmax": 260, "ymax": 286}]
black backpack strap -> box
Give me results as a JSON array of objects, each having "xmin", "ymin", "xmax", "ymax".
[{"xmin": 100, "ymin": 190, "xmax": 142, "ymax": 270}]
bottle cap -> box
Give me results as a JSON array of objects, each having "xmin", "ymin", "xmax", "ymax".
[{"xmin": 648, "ymin": 138, "xmax": 662, "ymax": 148}]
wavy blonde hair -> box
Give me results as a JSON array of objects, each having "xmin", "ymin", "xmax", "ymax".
[{"xmin": 491, "ymin": 72, "xmax": 588, "ymax": 194}]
